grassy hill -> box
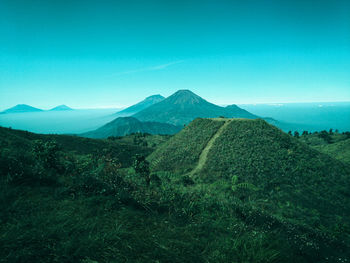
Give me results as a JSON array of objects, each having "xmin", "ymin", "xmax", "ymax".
[
  {"xmin": 1, "ymin": 124, "xmax": 350, "ymax": 262},
  {"xmin": 0, "ymin": 125, "xmax": 286, "ymax": 263},
  {"xmin": 149, "ymin": 118, "xmax": 350, "ymax": 261},
  {"xmin": 0, "ymin": 127, "xmax": 152, "ymax": 167},
  {"xmin": 133, "ymin": 90, "xmax": 257, "ymax": 125},
  {"xmin": 148, "ymin": 118, "xmax": 225, "ymax": 173},
  {"xmin": 81, "ymin": 117, "xmax": 182, "ymax": 139}
]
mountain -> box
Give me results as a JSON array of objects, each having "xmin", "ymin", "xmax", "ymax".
[
  {"xmin": 149, "ymin": 118, "xmax": 350, "ymax": 260},
  {"xmin": 1, "ymin": 104, "xmax": 43, "ymax": 113},
  {"xmin": 81, "ymin": 117, "xmax": 182, "ymax": 138},
  {"xmin": 115, "ymin": 95, "xmax": 165, "ymax": 116},
  {"xmin": 132, "ymin": 90, "xmax": 258, "ymax": 125},
  {"xmin": 50, "ymin": 105, "xmax": 73, "ymax": 111}
]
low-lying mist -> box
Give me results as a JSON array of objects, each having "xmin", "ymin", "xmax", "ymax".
[
  {"xmin": 0, "ymin": 109, "xmax": 119, "ymax": 134},
  {"xmin": 239, "ymin": 102, "xmax": 350, "ymax": 132}
]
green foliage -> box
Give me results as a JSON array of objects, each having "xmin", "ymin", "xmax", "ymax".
[
  {"xmin": 148, "ymin": 118, "xmax": 350, "ymax": 261},
  {"xmin": 133, "ymin": 154, "xmax": 151, "ymax": 185},
  {"xmin": 299, "ymin": 131, "xmax": 350, "ymax": 165},
  {"xmin": 231, "ymin": 175, "xmax": 258, "ymax": 193},
  {"xmin": 1, "ymin": 124, "xmax": 350, "ymax": 262},
  {"xmin": 0, "ymin": 126, "xmax": 153, "ymax": 168},
  {"xmin": 318, "ymin": 130, "xmax": 332, "ymax": 143},
  {"xmin": 32, "ymin": 140, "xmax": 60, "ymax": 170},
  {"xmin": 148, "ymin": 118, "xmax": 225, "ymax": 173},
  {"xmin": 81, "ymin": 116, "xmax": 181, "ymax": 139}
]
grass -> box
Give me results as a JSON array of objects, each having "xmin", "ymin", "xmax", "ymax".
[
  {"xmin": 148, "ymin": 118, "xmax": 224, "ymax": 173},
  {"xmin": 1, "ymin": 123, "xmax": 350, "ymax": 262},
  {"xmin": 190, "ymin": 119, "xmax": 231, "ymax": 176},
  {"xmin": 299, "ymin": 131, "xmax": 350, "ymax": 165}
]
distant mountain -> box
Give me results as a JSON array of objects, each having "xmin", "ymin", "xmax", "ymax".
[
  {"xmin": 50, "ymin": 105, "xmax": 73, "ymax": 111},
  {"xmin": 81, "ymin": 117, "xmax": 182, "ymax": 139},
  {"xmin": 1, "ymin": 104, "xmax": 43, "ymax": 114},
  {"xmin": 133, "ymin": 90, "xmax": 258, "ymax": 125},
  {"xmin": 115, "ymin": 95, "xmax": 165, "ymax": 116}
]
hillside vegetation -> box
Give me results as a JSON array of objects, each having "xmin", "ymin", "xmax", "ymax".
[
  {"xmin": 202, "ymin": 119, "xmax": 350, "ymax": 223},
  {"xmin": 1, "ymin": 122, "xmax": 350, "ymax": 262},
  {"xmin": 148, "ymin": 118, "xmax": 225, "ymax": 173},
  {"xmin": 81, "ymin": 117, "xmax": 182, "ymax": 139},
  {"xmin": 0, "ymin": 125, "xmax": 287, "ymax": 262},
  {"xmin": 0, "ymin": 127, "xmax": 152, "ymax": 167},
  {"xmin": 298, "ymin": 131, "xmax": 350, "ymax": 165},
  {"xmin": 149, "ymin": 118, "xmax": 350, "ymax": 261}
]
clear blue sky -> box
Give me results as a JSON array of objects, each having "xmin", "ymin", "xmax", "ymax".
[{"xmin": 0, "ymin": 0, "xmax": 349, "ymax": 110}]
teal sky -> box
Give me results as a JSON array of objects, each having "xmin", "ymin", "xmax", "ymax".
[{"xmin": 0, "ymin": 0, "xmax": 349, "ymax": 110}]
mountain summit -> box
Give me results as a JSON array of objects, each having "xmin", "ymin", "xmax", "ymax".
[
  {"xmin": 115, "ymin": 94, "xmax": 165, "ymax": 116},
  {"xmin": 165, "ymin": 89, "xmax": 204, "ymax": 105},
  {"xmin": 133, "ymin": 90, "xmax": 257, "ymax": 125}
]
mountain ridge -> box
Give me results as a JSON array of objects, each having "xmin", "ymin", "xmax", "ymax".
[
  {"xmin": 81, "ymin": 116, "xmax": 182, "ymax": 138},
  {"xmin": 133, "ymin": 90, "xmax": 258, "ymax": 125},
  {"xmin": 114, "ymin": 94, "xmax": 165, "ymax": 116}
]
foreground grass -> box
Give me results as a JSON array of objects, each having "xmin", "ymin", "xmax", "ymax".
[{"xmin": 1, "ymin": 126, "xmax": 350, "ymax": 262}]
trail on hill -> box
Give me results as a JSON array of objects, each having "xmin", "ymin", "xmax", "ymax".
[{"xmin": 190, "ymin": 119, "xmax": 231, "ymax": 176}]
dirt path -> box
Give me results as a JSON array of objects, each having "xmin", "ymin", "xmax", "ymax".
[{"xmin": 190, "ymin": 119, "xmax": 231, "ymax": 176}]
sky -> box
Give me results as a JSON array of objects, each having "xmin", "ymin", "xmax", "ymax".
[{"xmin": 0, "ymin": 0, "xmax": 349, "ymax": 110}]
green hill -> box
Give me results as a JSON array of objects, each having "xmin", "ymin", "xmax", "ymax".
[
  {"xmin": 149, "ymin": 118, "xmax": 350, "ymax": 260},
  {"xmin": 2, "ymin": 124, "xmax": 350, "ymax": 262},
  {"xmin": 0, "ymin": 126, "xmax": 152, "ymax": 167},
  {"xmin": 0, "ymin": 125, "xmax": 287, "ymax": 263},
  {"xmin": 133, "ymin": 90, "xmax": 257, "ymax": 125},
  {"xmin": 81, "ymin": 117, "xmax": 182, "ymax": 139},
  {"xmin": 148, "ymin": 118, "xmax": 225, "ymax": 172}
]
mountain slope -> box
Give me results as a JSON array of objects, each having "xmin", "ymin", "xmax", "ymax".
[
  {"xmin": 312, "ymin": 138, "xmax": 350, "ymax": 165},
  {"xmin": 299, "ymin": 132, "xmax": 350, "ymax": 165},
  {"xmin": 2, "ymin": 104, "xmax": 43, "ymax": 113},
  {"xmin": 50, "ymin": 105, "xmax": 73, "ymax": 111},
  {"xmin": 2, "ymin": 123, "xmax": 350, "ymax": 262},
  {"xmin": 133, "ymin": 90, "xmax": 257, "ymax": 125},
  {"xmin": 115, "ymin": 95, "xmax": 164, "ymax": 116},
  {"xmin": 81, "ymin": 117, "xmax": 182, "ymax": 139},
  {"xmin": 0, "ymin": 126, "xmax": 152, "ymax": 167},
  {"xmin": 0, "ymin": 125, "xmax": 293, "ymax": 263},
  {"xmin": 149, "ymin": 118, "xmax": 350, "ymax": 260}
]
